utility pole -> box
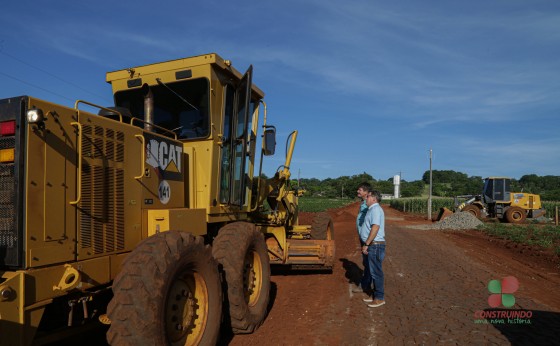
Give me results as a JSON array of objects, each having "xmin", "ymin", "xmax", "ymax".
[{"xmin": 428, "ymin": 148, "xmax": 433, "ymax": 220}]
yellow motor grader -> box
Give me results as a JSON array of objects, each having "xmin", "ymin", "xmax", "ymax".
[{"xmin": 0, "ymin": 53, "xmax": 334, "ymax": 345}]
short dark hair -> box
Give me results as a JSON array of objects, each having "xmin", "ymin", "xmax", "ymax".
[
  {"xmin": 358, "ymin": 182, "xmax": 372, "ymax": 193},
  {"xmin": 370, "ymin": 190, "xmax": 382, "ymax": 202}
]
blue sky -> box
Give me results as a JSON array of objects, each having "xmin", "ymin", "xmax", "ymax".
[{"xmin": 1, "ymin": 0, "xmax": 559, "ymax": 182}]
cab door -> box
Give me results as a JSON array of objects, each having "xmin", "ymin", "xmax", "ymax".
[{"xmin": 219, "ymin": 66, "xmax": 252, "ymax": 207}]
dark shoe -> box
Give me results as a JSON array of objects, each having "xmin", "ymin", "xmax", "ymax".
[
  {"xmin": 362, "ymin": 297, "xmax": 374, "ymax": 303},
  {"xmin": 367, "ymin": 299, "xmax": 386, "ymax": 308}
]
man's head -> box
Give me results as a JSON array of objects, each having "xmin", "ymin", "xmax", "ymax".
[
  {"xmin": 357, "ymin": 182, "xmax": 372, "ymax": 200},
  {"xmin": 366, "ymin": 190, "xmax": 382, "ymax": 206}
]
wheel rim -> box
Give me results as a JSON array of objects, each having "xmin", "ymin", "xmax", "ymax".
[
  {"xmin": 166, "ymin": 271, "xmax": 209, "ymax": 346},
  {"xmin": 512, "ymin": 211, "xmax": 523, "ymax": 221},
  {"xmin": 244, "ymin": 249, "xmax": 263, "ymax": 307}
]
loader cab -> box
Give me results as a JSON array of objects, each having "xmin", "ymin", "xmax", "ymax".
[{"xmin": 483, "ymin": 177, "xmax": 511, "ymax": 203}]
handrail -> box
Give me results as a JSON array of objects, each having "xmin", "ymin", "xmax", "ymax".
[
  {"xmin": 129, "ymin": 117, "xmax": 177, "ymax": 140},
  {"xmin": 70, "ymin": 122, "xmax": 82, "ymax": 205},
  {"xmin": 134, "ymin": 134, "xmax": 145, "ymax": 180},
  {"xmin": 251, "ymin": 100, "xmax": 266, "ymax": 212},
  {"xmin": 74, "ymin": 100, "xmax": 123, "ymax": 122},
  {"xmin": 74, "ymin": 99, "xmax": 179, "ymax": 140}
]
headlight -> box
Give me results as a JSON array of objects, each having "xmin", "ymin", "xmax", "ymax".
[{"xmin": 27, "ymin": 109, "xmax": 44, "ymax": 123}]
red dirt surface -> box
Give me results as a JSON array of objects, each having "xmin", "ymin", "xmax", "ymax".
[
  {"xmin": 229, "ymin": 202, "xmax": 560, "ymax": 345},
  {"xmin": 52, "ymin": 203, "xmax": 560, "ymax": 345}
]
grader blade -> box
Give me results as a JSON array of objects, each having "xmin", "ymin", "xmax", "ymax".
[{"xmin": 285, "ymin": 239, "xmax": 335, "ymax": 270}]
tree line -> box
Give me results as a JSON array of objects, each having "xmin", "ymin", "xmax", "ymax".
[{"xmin": 294, "ymin": 171, "xmax": 560, "ymax": 201}]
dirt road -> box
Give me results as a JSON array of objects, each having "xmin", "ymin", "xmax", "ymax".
[
  {"xmin": 52, "ymin": 203, "xmax": 559, "ymax": 345},
  {"xmin": 228, "ymin": 203, "xmax": 560, "ymax": 345}
]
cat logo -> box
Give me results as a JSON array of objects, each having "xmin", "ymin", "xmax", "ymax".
[{"xmin": 146, "ymin": 138, "xmax": 183, "ymax": 173}]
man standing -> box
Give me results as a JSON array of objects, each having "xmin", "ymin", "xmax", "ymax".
[
  {"xmin": 354, "ymin": 182, "xmax": 372, "ymax": 293},
  {"xmin": 359, "ymin": 190, "xmax": 386, "ymax": 307}
]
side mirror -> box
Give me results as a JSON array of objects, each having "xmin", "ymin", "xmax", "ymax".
[{"xmin": 263, "ymin": 127, "xmax": 276, "ymax": 156}]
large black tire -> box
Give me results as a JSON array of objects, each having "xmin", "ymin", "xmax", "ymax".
[
  {"xmin": 310, "ymin": 212, "xmax": 334, "ymax": 240},
  {"xmin": 107, "ymin": 231, "xmax": 222, "ymax": 346},
  {"xmin": 505, "ymin": 206, "xmax": 526, "ymax": 223},
  {"xmin": 212, "ymin": 222, "xmax": 270, "ymax": 334},
  {"xmin": 462, "ymin": 205, "xmax": 481, "ymax": 218}
]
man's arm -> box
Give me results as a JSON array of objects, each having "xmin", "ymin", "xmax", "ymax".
[{"xmin": 364, "ymin": 224, "xmax": 380, "ymax": 246}]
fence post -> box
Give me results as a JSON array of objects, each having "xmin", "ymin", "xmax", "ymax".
[{"xmin": 556, "ymin": 206, "xmax": 559, "ymax": 226}]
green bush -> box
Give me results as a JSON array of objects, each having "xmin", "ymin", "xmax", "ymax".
[{"xmin": 542, "ymin": 201, "xmax": 560, "ymax": 219}]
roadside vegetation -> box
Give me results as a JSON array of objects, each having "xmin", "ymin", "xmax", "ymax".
[
  {"xmin": 478, "ymin": 223, "xmax": 560, "ymax": 256},
  {"xmin": 298, "ymin": 196, "xmax": 355, "ymax": 212}
]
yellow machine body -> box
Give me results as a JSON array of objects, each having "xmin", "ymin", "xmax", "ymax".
[{"xmin": 0, "ymin": 53, "xmax": 334, "ymax": 344}]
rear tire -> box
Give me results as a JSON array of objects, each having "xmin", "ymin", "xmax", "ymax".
[
  {"xmin": 310, "ymin": 212, "xmax": 334, "ymax": 240},
  {"xmin": 107, "ymin": 231, "xmax": 222, "ymax": 346},
  {"xmin": 462, "ymin": 205, "xmax": 481, "ymax": 218},
  {"xmin": 212, "ymin": 222, "xmax": 270, "ymax": 334},
  {"xmin": 505, "ymin": 206, "xmax": 526, "ymax": 223}
]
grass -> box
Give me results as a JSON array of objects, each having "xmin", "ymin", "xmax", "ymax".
[
  {"xmin": 478, "ymin": 223, "xmax": 560, "ymax": 256},
  {"xmin": 298, "ymin": 197, "xmax": 355, "ymax": 212}
]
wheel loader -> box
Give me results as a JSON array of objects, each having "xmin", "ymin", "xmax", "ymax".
[
  {"xmin": 0, "ymin": 53, "xmax": 335, "ymax": 345},
  {"xmin": 437, "ymin": 176, "xmax": 545, "ymax": 223}
]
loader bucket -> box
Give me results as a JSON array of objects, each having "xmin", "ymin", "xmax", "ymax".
[{"xmin": 434, "ymin": 207, "xmax": 454, "ymax": 222}]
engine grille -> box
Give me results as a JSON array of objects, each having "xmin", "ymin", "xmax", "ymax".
[
  {"xmin": 0, "ymin": 97, "xmax": 24, "ymax": 268},
  {"xmin": 79, "ymin": 124, "xmax": 125, "ymax": 255},
  {"xmin": 0, "ymin": 163, "xmax": 16, "ymax": 248}
]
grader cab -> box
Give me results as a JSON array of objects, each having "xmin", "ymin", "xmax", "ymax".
[{"xmin": 0, "ymin": 53, "xmax": 334, "ymax": 345}]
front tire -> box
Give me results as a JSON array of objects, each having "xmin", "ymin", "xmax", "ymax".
[
  {"xmin": 462, "ymin": 205, "xmax": 481, "ymax": 218},
  {"xmin": 310, "ymin": 212, "xmax": 334, "ymax": 240},
  {"xmin": 212, "ymin": 222, "xmax": 271, "ymax": 334},
  {"xmin": 107, "ymin": 231, "xmax": 222, "ymax": 346},
  {"xmin": 505, "ymin": 206, "xmax": 526, "ymax": 223}
]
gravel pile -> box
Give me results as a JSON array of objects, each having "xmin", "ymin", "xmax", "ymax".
[{"xmin": 432, "ymin": 212, "xmax": 483, "ymax": 230}]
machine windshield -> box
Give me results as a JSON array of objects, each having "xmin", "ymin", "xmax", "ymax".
[{"xmin": 114, "ymin": 77, "xmax": 210, "ymax": 139}]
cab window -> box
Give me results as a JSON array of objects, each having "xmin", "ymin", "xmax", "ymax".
[{"xmin": 114, "ymin": 78, "xmax": 210, "ymax": 139}]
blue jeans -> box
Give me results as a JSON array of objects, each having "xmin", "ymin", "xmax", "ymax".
[
  {"xmin": 367, "ymin": 244, "xmax": 385, "ymax": 300},
  {"xmin": 360, "ymin": 249, "xmax": 372, "ymax": 291}
]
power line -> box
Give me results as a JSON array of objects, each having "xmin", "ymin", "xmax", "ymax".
[
  {"xmin": 0, "ymin": 49, "xmax": 112, "ymax": 103},
  {"xmin": 0, "ymin": 70, "xmax": 75, "ymax": 102}
]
